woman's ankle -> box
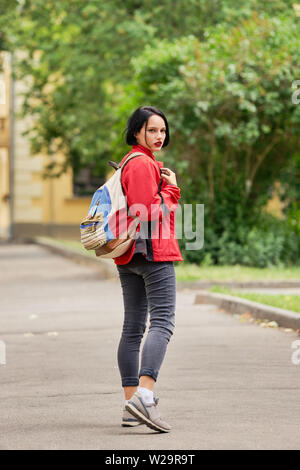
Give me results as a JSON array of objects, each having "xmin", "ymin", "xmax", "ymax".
[
  {"xmin": 139, "ymin": 375, "xmax": 155, "ymax": 391},
  {"xmin": 124, "ymin": 385, "xmax": 137, "ymax": 400}
]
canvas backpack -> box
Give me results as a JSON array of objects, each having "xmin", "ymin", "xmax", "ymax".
[{"xmin": 80, "ymin": 152, "xmax": 148, "ymax": 259}]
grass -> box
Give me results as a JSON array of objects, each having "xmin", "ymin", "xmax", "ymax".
[
  {"xmin": 209, "ymin": 285, "xmax": 300, "ymax": 314},
  {"xmin": 174, "ymin": 262, "xmax": 300, "ymax": 282},
  {"xmin": 36, "ymin": 237, "xmax": 300, "ymax": 282}
]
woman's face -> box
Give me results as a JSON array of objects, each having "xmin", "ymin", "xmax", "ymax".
[{"xmin": 134, "ymin": 114, "xmax": 166, "ymax": 153}]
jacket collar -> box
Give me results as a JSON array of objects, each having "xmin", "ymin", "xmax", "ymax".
[
  {"xmin": 131, "ymin": 144, "xmax": 163, "ymax": 168},
  {"xmin": 131, "ymin": 144, "xmax": 155, "ymax": 162}
]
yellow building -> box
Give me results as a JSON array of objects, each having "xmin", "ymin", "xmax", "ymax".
[
  {"xmin": 0, "ymin": 52, "xmax": 11, "ymax": 239},
  {"xmin": 0, "ymin": 51, "xmax": 100, "ymax": 241}
]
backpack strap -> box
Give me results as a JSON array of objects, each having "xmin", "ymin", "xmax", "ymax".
[
  {"xmin": 107, "ymin": 160, "xmax": 119, "ymax": 170},
  {"xmin": 119, "ymin": 151, "xmax": 148, "ymax": 170},
  {"xmin": 117, "ymin": 152, "xmax": 162, "ymax": 219},
  {"xmin": 119, "ymin": 151, "xmax": 164, "ymax": 189},
  {"xmin": 107, "ymin": 152, "xmax": 146, "ymax": 172}
]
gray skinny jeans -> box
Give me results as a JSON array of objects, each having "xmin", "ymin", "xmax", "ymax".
[{"xmin": 116, "ymin": 253, "xmax": 176, "ymax": 387}]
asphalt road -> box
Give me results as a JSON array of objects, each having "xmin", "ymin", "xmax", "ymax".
[{"xmin": 0, "ymin": 243, "xmax": 300, "ymax": 450}]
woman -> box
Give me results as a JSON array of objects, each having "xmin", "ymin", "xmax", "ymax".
[{"xmin": 114, "ymin": 105, "xmax": 183, "ymax": 433}]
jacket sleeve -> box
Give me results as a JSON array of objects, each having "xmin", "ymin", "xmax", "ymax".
[{"xmin": 121, "ymin": 156, "xmax": 181, "ymax": 222}]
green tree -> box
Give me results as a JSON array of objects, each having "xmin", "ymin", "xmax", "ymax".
[
  {"xmin": 116, "ymin": 14, "xmax": 300, "ymax": 265},
  {"xmin": 0, "ymin": 0, "xmax": 297, "ymax": 175},
  {"xmin": 121, "ymin": 14, "xmax": 300, "ymax": 211},
  {"xmin": 0, "ymin": 0, "xmax": 18, "ymax": 55}
]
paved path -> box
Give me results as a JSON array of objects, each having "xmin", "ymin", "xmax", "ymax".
[{"xmin": 0, "ymin": 244, "xmax": 300, "ymax": 450}]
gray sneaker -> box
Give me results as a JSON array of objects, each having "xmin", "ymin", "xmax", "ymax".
[
  {"xmin": 126, "ymin": 392, "xmax": 171, "ymax": 433},
  {"xmin": 122, "ymin": 407, "xmax": 144, "ymax": 427}
]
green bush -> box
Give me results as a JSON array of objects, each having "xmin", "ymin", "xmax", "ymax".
[{"xmin": 178, "ymin": 211, "xmax": 300, "ymax": 268}]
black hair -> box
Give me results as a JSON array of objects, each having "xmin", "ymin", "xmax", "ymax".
[{"xmin": 125, "ymin": 105, "xmax": 170, "ymax": 147}]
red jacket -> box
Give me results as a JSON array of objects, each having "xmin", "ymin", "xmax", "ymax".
[{"xmin": 113, "ymin": 144, "xmax": 184, "ymax": 265}]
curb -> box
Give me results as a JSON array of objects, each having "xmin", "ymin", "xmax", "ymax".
[
  {"xmin": 30, "ymin": 237, "xmax": 118, "ymax": 280},
  {"xmin": 194, "ymin": 290, "xmax": 300, "ymax": 330}
]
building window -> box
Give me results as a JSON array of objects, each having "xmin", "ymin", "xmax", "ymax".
[{"xmin": 73, "ymin": 164, "xmax": 106, "ymax": 197}]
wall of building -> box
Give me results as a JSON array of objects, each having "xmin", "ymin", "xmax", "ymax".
[
  {"xmin": 0, "ymin": 52, "xmax": 11, "ymax": 239},
  {"xmin": 0, "ymin": 51, "xmax": 92, "ymax": 241}
]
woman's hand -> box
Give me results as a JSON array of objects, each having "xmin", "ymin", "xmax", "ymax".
[{"xmin": 160, "ymin": 167, "xmax": 177, "ymax": 186}]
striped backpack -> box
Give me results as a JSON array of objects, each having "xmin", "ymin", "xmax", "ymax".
[{"xmin": 80, "ymin": 152, "xmax": 145, "ymax": 259}]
